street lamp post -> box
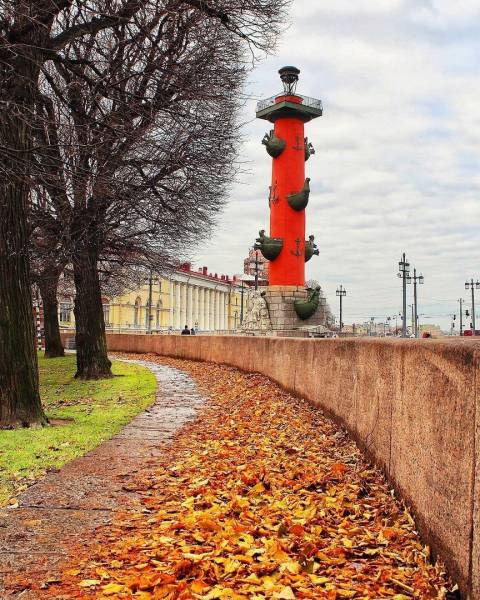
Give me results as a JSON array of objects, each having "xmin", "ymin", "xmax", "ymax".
[
  {"xmin": 407, "ymin": 267, "xmax": 424, "ymax": 338},
  {"xmin": 336, "ymin": 285, "xmax": 347, "ymax": 333},
  {"xmin": 397, "ymin": 253, "xmax": 410, "ymax": 338},
  {"xmin": 458, "ymin": 298, "xmax": 464, "ymax": 336},
  {"xmin": 393, "ymin": 313, "xmax": 400, "ymax": 334},
  {"xmin": 465, "ymin": 279, "xmax": 479, "ymax": 335},
  {"xmin": 240, "ymin": 281, "xmax": 245, "ymax": 325}
]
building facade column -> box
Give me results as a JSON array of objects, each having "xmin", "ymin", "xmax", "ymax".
[
  {"xmin": 202, "ymin": 288, "xmax": 207, "ymax": 330},
  {"xmin": 169, "ymin": 281, "xmax": 174, "ymax": 328},
  {"xmin": 223, "ymin": 292, "xmax": 228, "ymax": 330},
  {"xmin": 215, "ymin": 290, "xmax": 220, "ymax": 331},
  {"xmin": 220, "ymin": 291, "xmax": 225, "ymax": 331},
  {"xmin": 211, "ymin": 290, "xmax": 216, "ymax": 331},
  {"xmin": 187, "ymin": 284, "xmax": 193, "ymax": 328},
  {"xmin": 225, "ymin": 292, "xmax": 229, "ymax": 330},
  {"xmin": 194, "ymin": 287, "xmax": 199, "ymax": 329},
  {"xmin": 181, "ymin": 283, "xmax": 187, "ymax": 328},
  {"xmin": 207, "ymin": 289, "xmax": 212, "ymax": 330},
  {"xmin": 198, "ymin": 289, "xmax": 204, "ymax": 330},
  {"xmin": 203, "ymin": 289, "xmax": 208, "ymax": 330},
  {"xmin": 206, "ymin": 289, "xmax": 211, "ymax": 330},
  {"xmin": 176, "ymin": 282, "xmax": 181, "ymax": 329}
]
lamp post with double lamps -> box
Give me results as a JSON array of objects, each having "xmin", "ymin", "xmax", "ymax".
[
  {"xmin": 465, "ymin": 279, "xmax": 480, "ymax": 335},
  {"xmin": 336, "ymin": 285, "xmax": 347, "ymax": 333},
  {"xmin": 397, "ymin": 253, "xmax": 410, "ymax": 338}
]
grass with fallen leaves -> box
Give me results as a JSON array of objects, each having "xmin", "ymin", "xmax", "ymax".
[
  {"xmin": 0, "ymin": 354, "xmax": 156, "ymax": 506},
  {"xmin": 47, "ymin": 354, "xmax": 453, "ymax": 599}
]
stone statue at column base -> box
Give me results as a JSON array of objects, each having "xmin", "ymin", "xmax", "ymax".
[{"xmin": 241, "ymin": 290, "xmax": 272, "ymax": 333}]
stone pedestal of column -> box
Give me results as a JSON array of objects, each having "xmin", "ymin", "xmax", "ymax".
[{"xmin": 264, "ymin": 286, "xmax": 324, "ymax": 337}]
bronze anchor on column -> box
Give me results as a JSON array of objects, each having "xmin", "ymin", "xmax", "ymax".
[
  {"xmin": 268, "ymin": 183, "xmax": 279, "ymax": 207},
  {"xmin": 290, "ymin": 238, "xmax": 302, "ymax": 257},
  {"xmin": 292, "ymin": 135, "xmax": 304, "ymax": 151}
]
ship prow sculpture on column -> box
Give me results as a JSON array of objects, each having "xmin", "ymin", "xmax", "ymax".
[{"xmin": 252, "ymin": 66, "xmax": 326, "ymax": 336}]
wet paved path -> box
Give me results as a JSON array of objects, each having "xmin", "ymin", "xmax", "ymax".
[{"xmin": 0, "ymin": 360, "xmax": 206, "ymax": 599}]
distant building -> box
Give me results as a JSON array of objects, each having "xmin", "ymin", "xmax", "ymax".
[
  {"xmin": 58, "ymin": 263, "xmax": 242, "ymax": 334},
  {"xmin": 244, "ymin": 248, "xmax": 268, "ymax": 284},
  {"xmin": 341, "ymin": 323, "xmax": 368, "ymax": 336}
]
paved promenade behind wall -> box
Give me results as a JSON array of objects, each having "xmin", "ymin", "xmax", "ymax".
[{"xmin": 102, "ymin": 334, "xmax": 480, "ymax": 599}]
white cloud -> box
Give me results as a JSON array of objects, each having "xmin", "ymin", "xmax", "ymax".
[{"xmin": 195, "ymin": 0, "xmax": 480, "ymax": 331}]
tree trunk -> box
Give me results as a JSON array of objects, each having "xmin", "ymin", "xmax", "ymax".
[
  {"xmin": 0, "ymin": 108, "xmax": 47, "ymax": 428},
  {"xmin": 73, "ymin": 249, "xmax": 112, "ymax": 379},
  {"xmin": 38, "ymin": 275, "xmax": 65, "ymax": 359}
]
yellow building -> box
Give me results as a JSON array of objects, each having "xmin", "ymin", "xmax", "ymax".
[{"xmin": 59, "ymin": 263, "xmax": 242, "ymax": 333}]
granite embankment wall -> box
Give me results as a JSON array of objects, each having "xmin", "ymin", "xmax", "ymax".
[{"xmin": 103, "ymin": 334, "xmax": 479, "ymax": 597}]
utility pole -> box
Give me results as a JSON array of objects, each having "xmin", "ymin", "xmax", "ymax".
[
  {"xmin": 397, "ymin": 253, "xmax": 410, "ymax": 338},
  {"xmin": 336, "ymin": 285, "xmax": 347, "ymax": 333},
  {"xmin": 412, "ymin": 271, "xmax": 417, "ymax": 338},
  {"xmin": 407, "ymin": 267, "xmax": 424, "ymax": 338},
  {"xmin": 458, "ymin": 298, "xmax": 464, "ymax": 336},
  {"xmin": 465, "ymin": 279, "xmax": 479, "ymax": 335},
  {"xmin": 147, "ymin": 271, "xmax": 153, "ymax": 334},
  {"xmin": 240, "ymin": 280, "xmax": 245, "ymax": 325}
]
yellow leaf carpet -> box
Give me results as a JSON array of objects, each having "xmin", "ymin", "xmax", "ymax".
[{"xmin": 46, "ymin": 355, "xmax": 453, "ymax": 599}]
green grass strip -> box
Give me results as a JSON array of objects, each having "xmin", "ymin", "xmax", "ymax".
[{"xmin": 0, "ymin": 354, "xmax": 156, "ymax": 506}]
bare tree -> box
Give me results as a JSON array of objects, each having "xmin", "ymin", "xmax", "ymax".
[
  {"xmin": 0, "ymin": 0, "xmax": 290, "ymax": 424},
  {"xmin": 0, "ymin": 0, "xmax": 160, "ymax": 426},
  {"xmin": 0, "ymin": 0, "xmax": 286, "ymax": 426},
  {"xmin": 33, "ymin": 11, "xmax": 242, "ymax": 378}
]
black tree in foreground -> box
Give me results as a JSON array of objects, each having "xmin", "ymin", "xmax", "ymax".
[
  {"xmin": 34, "ymin": 7, "xmax": 248, "ymax": 378},
  {"xmin": 1, "ymin": 0, "xmax": 289, "ymax": 425}
]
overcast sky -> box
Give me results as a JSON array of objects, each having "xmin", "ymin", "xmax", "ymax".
[{"xmin": 195, "ymin": 0, "xmax": 480, "ymax": 331}]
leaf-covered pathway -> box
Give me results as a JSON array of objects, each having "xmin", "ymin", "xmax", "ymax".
[
  {"xmin": 0, "ymin": 361, "xmax": 205, "ymax": 599},
  {"xmin": 44, "ymin": 354, "xmax": 452, "ymax": 599}
]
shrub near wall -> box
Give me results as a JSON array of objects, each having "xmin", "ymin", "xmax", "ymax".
[{"xmin": 105, "ymin": 334, "xmax": 480, "ymax": 599}]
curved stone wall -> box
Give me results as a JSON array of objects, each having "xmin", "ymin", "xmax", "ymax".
[{"xmin": 104, "ymin": 334, "xmax": 479, "ymax": 598}]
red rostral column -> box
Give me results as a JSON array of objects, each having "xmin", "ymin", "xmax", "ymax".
[{"xmin": 255, "ymin": 67, "xmax": 322, "ymax": 286}]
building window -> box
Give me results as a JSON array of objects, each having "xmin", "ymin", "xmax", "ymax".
[
  {"xmin": 103, "ymin": 304, "xmax": 110, "ymax": 327},
  {"xmin": 59, "ymin": 303, "xmax": 71, "ymax": 323},
  {"xmin": 134, "ymin": 297, "xmax": 141, "ymax": 327}
]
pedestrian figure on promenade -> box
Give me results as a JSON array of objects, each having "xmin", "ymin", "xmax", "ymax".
[
  {"xmin": 181, "ymin": 325, "xmax": 191, "ymax": 335},
  {"xmin": 190, "ymin": 328, "xmax": 196, "ymax": 335}
]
